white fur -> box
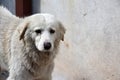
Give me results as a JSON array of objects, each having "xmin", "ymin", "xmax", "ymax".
[
  {"xmin": 35, "ymin": 30, "xmax": 54, "ymax": 51},
  {"xmin": 0, "ymin": 6, "xmax": 66, "ymax": 80}
]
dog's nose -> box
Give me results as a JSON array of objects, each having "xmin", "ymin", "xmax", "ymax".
[{"xmin": 44, "ymin": 42, "xmax": 51, "ymax": 50}]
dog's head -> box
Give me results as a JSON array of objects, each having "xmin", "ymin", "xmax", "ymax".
[{"xmin": 19, "ymin": 14, "xmax": 66, "ymax": 52}]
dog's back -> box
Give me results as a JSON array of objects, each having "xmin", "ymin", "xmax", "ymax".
[
  {"xmin": 0, "ymin": 6, "xmax": 17, "ymax": 28},
  {"xmin": 0, "ymin": 6, "xmax": 20, "ymax": 70}
]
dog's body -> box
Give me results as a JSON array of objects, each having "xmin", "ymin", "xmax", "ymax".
[{"xmin": 0, "ymin": 6, "xmax": 65, "ymax": 80}]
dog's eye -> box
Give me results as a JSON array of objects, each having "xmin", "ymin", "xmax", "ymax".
[
  {"xmin": 50, "ymin": 29, "xmax": 55, "ymax": 34},
  {"xmin": 35, "ymin": 29, "xmax": 42, "ymax": 34}
]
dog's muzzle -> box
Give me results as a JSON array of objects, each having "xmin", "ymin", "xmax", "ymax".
[{"xmin": 44, "ymin": 42, "xmax": 52, "ymax": 50}]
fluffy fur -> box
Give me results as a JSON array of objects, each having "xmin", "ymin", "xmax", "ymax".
[{"xmin": 0, "ymin": 6, "xmax": 65, "ymax": 80}]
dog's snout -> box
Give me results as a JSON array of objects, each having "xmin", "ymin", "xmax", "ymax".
[{"xmin": 44, "ymin": 42, "xmax": 51, "ymax": 50}]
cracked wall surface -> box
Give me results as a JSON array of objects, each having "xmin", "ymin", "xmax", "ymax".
[{"xmin": 38, "ymin": 0, "xmax": 120, "ymax": 80}]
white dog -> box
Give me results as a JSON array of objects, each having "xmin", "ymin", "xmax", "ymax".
[{"xmin": 0, "ymin": 6, "xmax": 66, "ymax": 80}]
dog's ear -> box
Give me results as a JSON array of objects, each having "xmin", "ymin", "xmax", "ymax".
[
  {"xmin": 19, "ymin": 22, "xmax": 29, "ymax": 40},
  {"xmin": 59, "ymin": 22, "xmax": 66, "ymax": 41}
]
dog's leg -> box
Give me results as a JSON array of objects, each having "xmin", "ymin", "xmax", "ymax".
[
  {"xmin": 35, "ymin": 74, "xmax": 52, "ymax": 80},
  {"xmin": 7, "ymin": 71, "xmax": 32, "ymax": 80},
  {"xmin": 35, "ymin": 77, "xmax": 51, "ymax": 80},
  {"xmin": 7, "ymin": 64, "xmax": 33, "ymax": 80}
]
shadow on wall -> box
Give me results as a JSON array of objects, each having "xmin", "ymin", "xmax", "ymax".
[{"xmin": 32, "ymin": 0, "xmax": 41, "ymax": 14}]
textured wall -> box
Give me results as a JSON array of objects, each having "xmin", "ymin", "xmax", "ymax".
[
  {"xmin": 41, "ymin": 0, "xmax": 120, "ymax": 80},
  {"xmin": 0, "ymin": 0, "xmax": 15, "ymax": 14}
]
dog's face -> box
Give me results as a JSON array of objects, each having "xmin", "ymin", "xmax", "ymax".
[
  {"xmin": 20, "ymin": 14, "xmax": 65, "ymax": 52},
  {"xmin": 33, "ymin": 26, "xmax": 56, "ymax": 52}
]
